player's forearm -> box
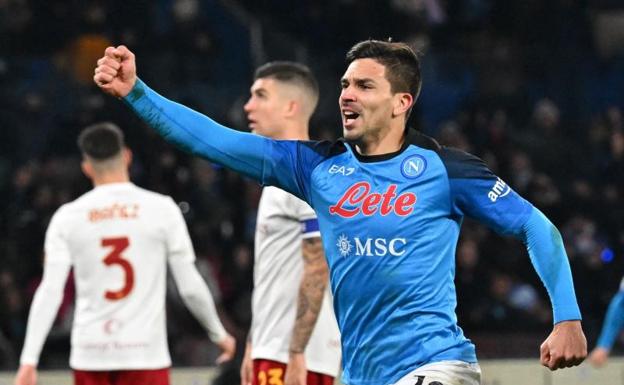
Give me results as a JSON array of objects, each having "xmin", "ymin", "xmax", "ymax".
[
  {"xmin": 123, "ymin": 79, "xmax": 269, "ymax": 182},
  {"xmin": 596, "ymin": 290, "xmax": 624, "ymax": 349},
  {"xmin": 20, "ymin": 262, "xmax": 71, "ymax": 365},
  {"xmin": 289, "ymin": 238, "xmax": 329, "ymax": 353},
  {"xmin": 169, "ymin": 260, "xmax": 228, "ymax": 343},
  {"xmin": 521, "ymin": 207, "xmax": 582, "ymax": 323}
]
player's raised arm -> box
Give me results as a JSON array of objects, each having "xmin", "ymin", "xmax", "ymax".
[{"xmin": 94, "ymin": 46, "xmax": 317, "ymax": 202}]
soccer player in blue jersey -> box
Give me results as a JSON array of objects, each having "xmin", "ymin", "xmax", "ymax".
[
  {"xmin": 94, "ymin": 40, "xmax": 587, "ymax": 385},
  {"xmin": 588, "ymin": 279, "xmax": 624, "ymax": 367}
]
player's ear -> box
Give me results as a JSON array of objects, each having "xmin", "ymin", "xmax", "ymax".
[
  {"xmin": 284, "ymin": 100, "xmax": 298, "ymax": 118},
  {"xmin": 392, "ymin": 92, "xmax": 413, "ymax": 117},
  {"xmin": 81, "ymin": 159, "xmax": 93, "ymax": 179},
  {"xmin": 123, "ymin": 147, "xmax": 132, "ymax": 167}
]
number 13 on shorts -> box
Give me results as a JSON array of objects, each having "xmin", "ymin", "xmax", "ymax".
[{"xmin": 258, "ymin": 368, "xmax": 283, "ymax": 385}]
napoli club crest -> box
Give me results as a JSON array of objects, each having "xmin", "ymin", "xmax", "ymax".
[{"xmin": 401, "ymin": 155, "xmax": 427, "ymax": 179}]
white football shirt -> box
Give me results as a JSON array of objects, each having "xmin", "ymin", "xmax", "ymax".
[
  {"xmin": 20, "ymin": 182, "xmax": 227, "ymax": 370},
  {"xmin": 251, "ymin": 186, "xmax": 341, "ymax": 376}
]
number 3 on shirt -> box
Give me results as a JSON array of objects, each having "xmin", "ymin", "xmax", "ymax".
[{"xmin": 101, "ymin": 237, "xmax": 134, "ymax": 300}]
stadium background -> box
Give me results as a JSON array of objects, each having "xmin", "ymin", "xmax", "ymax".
[{"xmin": 1, "ymin": 0, "xmax": 624, "ymax": 383}]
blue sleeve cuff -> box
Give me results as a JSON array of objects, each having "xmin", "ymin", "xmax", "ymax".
[{"xmin": 124, "ymin": 78, "xmax": 147, "ymax": 104}]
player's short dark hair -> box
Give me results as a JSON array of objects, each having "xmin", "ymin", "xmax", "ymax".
[
  {"xmin": 77, "ymin": 122, "xmax": 125, "ymax": 160},
  {"xmin": 254, "ymin": 61, "xmax": 319, "ymax": 101},
  {"xmin": 346, "ymin": 39, "xmax": 422, "ymax": 103}
]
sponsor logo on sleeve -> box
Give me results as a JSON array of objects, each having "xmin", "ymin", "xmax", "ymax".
[{"xmin": 488, "ymin": 177, "xmax": 511, "ymax": 202}]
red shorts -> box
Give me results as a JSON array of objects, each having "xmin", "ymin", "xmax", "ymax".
[
  {"xmin": 73, "ymin": 368, "xmax": 170, "ymax": 385},
  {"xmin": 253, "ymin": 359, "xmax": 334, "ymax": 385}
]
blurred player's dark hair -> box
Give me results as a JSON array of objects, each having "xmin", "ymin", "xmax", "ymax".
[
  {"xmin": 77, "ymin": 122, "xmax": 125, "ymax": 160},
  {"xmin": 254, "ymin": 61, "xmax": 319, "ymax": 106},
  {"xmin": 346, "ymin": 39, "xmax": 422, "ymax": 118}
]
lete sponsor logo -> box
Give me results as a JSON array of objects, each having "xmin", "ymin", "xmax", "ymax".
[{"xmin": 329, "ymin": 182, "xmax": 417, "ymax": 218}]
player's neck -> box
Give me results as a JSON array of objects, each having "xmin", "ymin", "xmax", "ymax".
[
  {"xmin": 272, "ymin": 121, "xmax": 310, "ymax": 141},
  {"xmin": 92, "ymin": 172, "xmax": 130, "ymax": 187},
  {"xmin": 355, "ymin": 124, "xmax": 405, "ymax": 156}
]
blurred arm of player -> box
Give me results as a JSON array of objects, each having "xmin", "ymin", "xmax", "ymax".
[
  {"xmin": 14, "ymin": 263, "xmax": 71, "ymax": 385},
  {"xmin": 15, "ymin": 210, "xmax": 72, "ymax": 385},
  {"xmin": 165, "ymin": 198, "xmax": 235, "ymax": 364},
  {"xmin": 588, "ymin": 289, "xmax": 624, "ymax": 367},
  {"xmin": 240, "ymin": 339, "xmax": 253, "ymax": 385},
  {"xmin": 285, "ymin": 237, "xmax": 329, "ymax": 385}
]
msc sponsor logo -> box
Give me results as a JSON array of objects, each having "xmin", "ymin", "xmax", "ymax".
[
  {"xmin": 336, "ymin": 234, "xmax": 353, "ymax": 257},
  {"xmin": 488, "ymin": 177, "xmax": 511, "ymax": 202},
  {"xmin": 329, "ymin": 164, "xmax": 356, "ymax": 176},
  {"xmin": 329, "ymin": 182, "xmax": 417, "ymax": 218},
  {"xmin": 336, "ymin": 234, "xmax": 407, "ymax": 257},
  {"xmin": 401, "ymin": 155, "xmax": 427, "ymax": 179}
]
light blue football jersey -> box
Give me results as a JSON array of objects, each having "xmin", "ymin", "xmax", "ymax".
[{"xmin": 125, "ymin": 80, "xmax": 582, "ymax": 385}]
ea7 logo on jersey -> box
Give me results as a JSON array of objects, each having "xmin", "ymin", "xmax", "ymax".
[
  {"xmin": 488, "ymin": 177, "xmax": 511, "ymax": 202},
  {"xmin": 329, "ymin": 182, "xmax": 417, "ymax": 218},
  {"xmin": 329, "ymin": 164, "xmax": 355, "ymax": 176}
]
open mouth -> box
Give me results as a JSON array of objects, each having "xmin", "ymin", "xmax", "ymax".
[{"xmin": 342, "ymin": 111, "xmax": 360, "ymax": 125}]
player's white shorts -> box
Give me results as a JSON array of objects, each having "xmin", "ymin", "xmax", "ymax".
[{"xmin": 392, "ymin": 360, "xmax": 481, "ymax": 385}]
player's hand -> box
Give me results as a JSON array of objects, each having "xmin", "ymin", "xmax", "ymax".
[
  {"xmin": 240, "ymin": 342, "xmax": 253, "ymax": 385},
  {"xmin": 94, "ymin": 45, "xmax": 137, "ymax": 98},
  {"xmin": 216, "ymin": 334, "xmax": 236, "ymax": 364},
  {"xmin": 540, "ymin": 320, "xmax": 587, "ymax": 370},
  {"xmin": 284, "ymin": 352, "xmax": 307, "ymax": 385},
  {"xmin": 588, "ymin": 347, "xmax": 610, "ymax": 368},
  {"xmin": 14, "ymin": 364, "xmax": 37, "ymax": 385}
]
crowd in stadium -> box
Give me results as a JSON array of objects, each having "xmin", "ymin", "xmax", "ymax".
[{"xmin": 1, "ymin": 0, "xmax": 624, "ymax": 372}]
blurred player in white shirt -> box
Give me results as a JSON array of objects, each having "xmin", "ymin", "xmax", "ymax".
[
  {"xmin": 14, "ymin": 122, "xmax": 235, "ymax": 385},
  {"xmin": 240, "ymin": 62, "xmax": 341, "ymax": 385}
]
